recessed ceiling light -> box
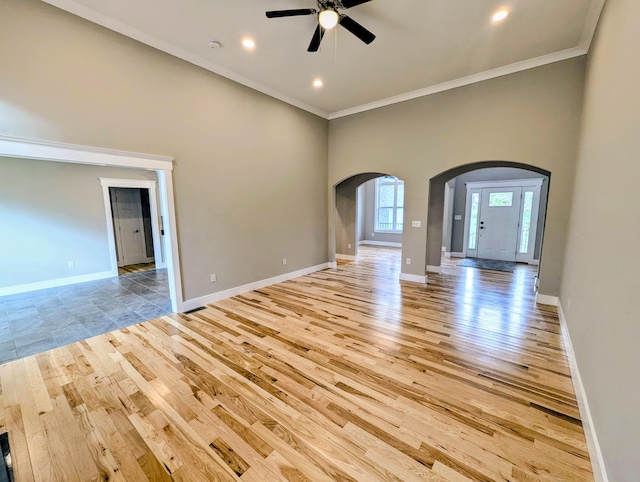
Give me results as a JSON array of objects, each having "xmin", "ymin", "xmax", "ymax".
[
  {"xmin": 492, "ymin": 9, "xmax": 509, "ymax": 22},
  {"xmin": 242, "ymin": 38, "xmax": 256, "ymax": 49},
  {"xmin": 313, "ymin": 79, "xmax": 323, "ymax": 88}
]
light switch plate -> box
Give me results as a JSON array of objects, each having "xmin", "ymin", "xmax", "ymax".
[{"xmin": 411, "ymin": 221, "xmax": 421, "ymax": 228}]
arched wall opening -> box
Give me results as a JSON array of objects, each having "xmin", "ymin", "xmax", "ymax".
[
  {"xmin": 334, "ymin": 172, "xmax": 403, "ymax": 261},
  {"xmin": 426, "ymin": 161, "xmax": 551, "ymax": 272}
]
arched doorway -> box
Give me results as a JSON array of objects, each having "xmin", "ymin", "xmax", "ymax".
[
  {"xmin": 333, "ymin": 172, "xmax": 405, "ymax": 264},
  {"xmin": 426, "ymin": 161, "xmax": 551, "ymax": 276}
]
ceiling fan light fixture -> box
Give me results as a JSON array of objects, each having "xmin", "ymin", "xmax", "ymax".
[
  {"xmin": 319, "ymin": 9, "xmax": 339, "ymax": 29},
  {"xmin": 492, "ymin": 9, "xmax": 509, "ymax": 23}
]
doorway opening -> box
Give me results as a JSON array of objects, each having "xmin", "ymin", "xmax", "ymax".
[
  {"xmin": 109, "ymin": 187, "xmax": 156, "ymax": 274},
  {"xmin": 334, "ymin": 172, "xmax": 404, "ymax": 266},
  {"xmin": 428, "ymin": 162, "xmax": 551, "ymax": 284}
]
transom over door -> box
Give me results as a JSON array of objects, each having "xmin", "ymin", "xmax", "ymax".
[{"xmin": 476, "ymin": 187, "xmax": 522, "ymax": 262}]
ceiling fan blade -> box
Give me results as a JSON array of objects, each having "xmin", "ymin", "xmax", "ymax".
[
  {"xmin": 340, "ymin": 0, "xmax": 372, "ymax": 9},
  {"xmin": 266, "ymin": 8, "xmax": 316, "ymax": 18},
  {"xmin": 307, "ymin": 24, "xmax": 326, "ymax": 52},
  {"xmin": 339, "ymin": 15, "xmax": 376, "ymax": 44}
]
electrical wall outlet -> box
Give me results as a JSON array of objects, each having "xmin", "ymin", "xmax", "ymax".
[
  {"xmin": 282, "ymin": 258, "xmax": 287, "ymax": 266},
  {"xmin": 406, "ymin": 258, "xmax": 411, "ymax": 265},
  {"xmin": 210, "ymin": 273, "xmax": 217, "ymax": 283},
  {"xmin": 348, "ymin": 243, "xmax": 352, "ymax": 249}
]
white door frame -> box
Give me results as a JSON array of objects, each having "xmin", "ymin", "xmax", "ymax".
[
  {"xmin": 100, "ymin": 179, "xmax": 164, "ymax": 271},
  {"xmin": 0, "ymin": 135, "xmax": 183, "ymax": 313},
  {"xmin": 462, "ymin": 178, "xmax": 543, "ymax": 264}
]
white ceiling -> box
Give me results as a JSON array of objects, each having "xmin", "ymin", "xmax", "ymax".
[{"xmin": 43, "ymin": 0, "xmax": 605, "ymax": 119}]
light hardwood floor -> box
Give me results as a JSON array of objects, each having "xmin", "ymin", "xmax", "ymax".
[
  {"xmin": 118, "ymin": 262, "xmax": 156, "ymax": 276},
  {"xmin": 0, "ymin": 247, "xmax": 593, "ymax": 481}
]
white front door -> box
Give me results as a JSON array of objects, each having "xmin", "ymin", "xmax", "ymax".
[
  {"xmin": 476, "ymin": 187, "xmax": 522, "ymax": 261},
  {"xmin": 111, "ymin": 188, "xmax": 151, "ymax": 266}
]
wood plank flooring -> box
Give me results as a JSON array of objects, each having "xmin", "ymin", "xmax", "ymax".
[
  {"xmin": 118, "ymin": 263, "xmax": 156, "ymax": 276},
  {"xmin": 0, "ymin": 247, "xmax": 594, "ymax": 481}
]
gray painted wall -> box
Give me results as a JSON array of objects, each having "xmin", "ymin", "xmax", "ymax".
[
  {"xmin": 329, "ymin": 57, "xmax": 585, "ymax": 296},
  {"xmin": 0, "ymin": 157, "xmax": 156, "ymax": 288},
  {"xmin": 448, "ymin": 167, "xmax": 547, "ymax": 257},
  {"xmin": 0, "ymin": 0, "xmax": 328, "ymax": 300},
  {"xmin": 560, "ymin": 1, "xmax": 640, "ymax": 479}
]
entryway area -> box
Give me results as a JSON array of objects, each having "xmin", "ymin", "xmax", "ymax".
[{"xmin": 436, "ymin": 165, "xmax": 549, "ymax": 281}]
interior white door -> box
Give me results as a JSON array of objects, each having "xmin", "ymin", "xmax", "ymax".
[
  {"xmin": 477, "ymin": 187, "xmax": 522, "ymax": 261},
  {"xmin": 112, "ymin": 188, "xmax": 149, "ymax": 266}
]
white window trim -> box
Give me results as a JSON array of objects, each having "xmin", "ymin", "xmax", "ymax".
[
  {"xmin": 0, "ymin": 135, "xmax": 183, "ymax": 313},
  {"xmin": 374, "ymin": 177, "xmax": 404, "ymax": 234}
]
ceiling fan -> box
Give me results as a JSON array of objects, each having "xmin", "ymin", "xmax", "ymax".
[{"xmin": 266, "ymin": 0, "xmax": 376, "ymax": 52}]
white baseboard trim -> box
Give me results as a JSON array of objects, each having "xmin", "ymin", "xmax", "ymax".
[
  {"xmin": 336, "ymin": 254, "xmax": 358, "ymax": 261},
  {"xmin": 426, "ymin": 265, "xmax": 442, "ymax": 274},
  {"xmin": 444, "ymin": 252, "xmax": 452, "ymax": 258},
  {"xmin": 450, "ymin": 252, "xmax": 465, "ymax": 258},
  {"xmin": 328, "ymin": 261, "xmax": 338, "ymax": 269},
  {"xmin": 360, "ymin": 240, "xmax": 402, "ymax": 248},
  {"xmin": 0, "ymin": 269, "xmax": 117, "ymax": 297},
  {"xmin": 535, "ymin": 294, "xmax": 559, "ymax": 306},
  {"xmin": 557, "ymin": 302, "xmax": 609, "ymax": 482},
  {"xmin": 399, "ymin": 273, "xmax": 428, "ymax": 284},
  {"xmin": 180, "ymin": 262, "xmax": 331, "ymax": 312},
  {"xmin": 529, "ymin": 259, "xmax": 540, "ymax": 266}
]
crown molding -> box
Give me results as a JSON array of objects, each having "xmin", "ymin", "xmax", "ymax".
[
  {"xmin": 328, "ymin": 47, "xmax": 587, "ymax": 120},
  {"xmin": 41, "ymin": 0, "xmax": 330, "ymax": 119},
  {"xmin": 43, "ymin": 0, "xmax": 604, "ymax": 122}
]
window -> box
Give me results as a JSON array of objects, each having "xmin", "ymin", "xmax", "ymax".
[
  {"xmin": 375, "ymin": 176, "xmax": 404, "ymax": 232},
  {"xmin": 468, "ymin": 192, "xmax": 480, "ymax": 250},
  {"xmin": 488, "ymin": 192, "xmax": 513, "ymax": 207},
  {"xmin": 519, "ymin": 191, "xmax": 534, "ymax": 253}
]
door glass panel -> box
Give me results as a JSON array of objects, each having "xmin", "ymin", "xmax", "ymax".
[
  {"xmin": 488, "ymin": 192, "xmax": 513, "ymax": 207},
  {"xmin": 468, "ymin": 192, "xmax": 480, "ymax": 250},
  {"xmin": 519, "ymin": 191, "xmax": 534, "ymax": 253}
]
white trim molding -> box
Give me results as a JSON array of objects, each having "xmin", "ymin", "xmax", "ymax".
[
  {"xmin": 399, "ymin": 273, "xmax": 428, "ymax": 284},
  {"xmin": 0, "ymin": 270, "xmax": 115, "ymax": 297},
  {"xmin": 535, "ymin": 294, "xmax": 559, "ymax": 306},
  {"xmin": 557, "ymin": 303, "xmax": 609, "ymax": 482},
  {"xmin": 181, "ymin": 263, "xmax": 332, "ymax": 312},
  {"xmin": 42, "ymin": 0, "xmax": 602, "ymax": 121},
  {"xmin": 450, "ymin": 252, "xmax": 465, "ymax": 258},
  {"xmin": 0, "ymin": 135, "xmax": 182, "ymax": 313},
  {"xmin": 426, "ymin": 265, "xmax": 442, "ymax": 274},
  {"xmin": 0, "ymin": 135, "xmax": 173, "ymax": 170},
  {"xmin": 329, "ymin": 48, "xmax": 587, "ymax": 119}
]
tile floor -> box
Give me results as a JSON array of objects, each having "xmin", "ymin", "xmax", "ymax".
[{"xmin": 0, "ymin": 268, "xmax": 172, "ymax": 364}]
